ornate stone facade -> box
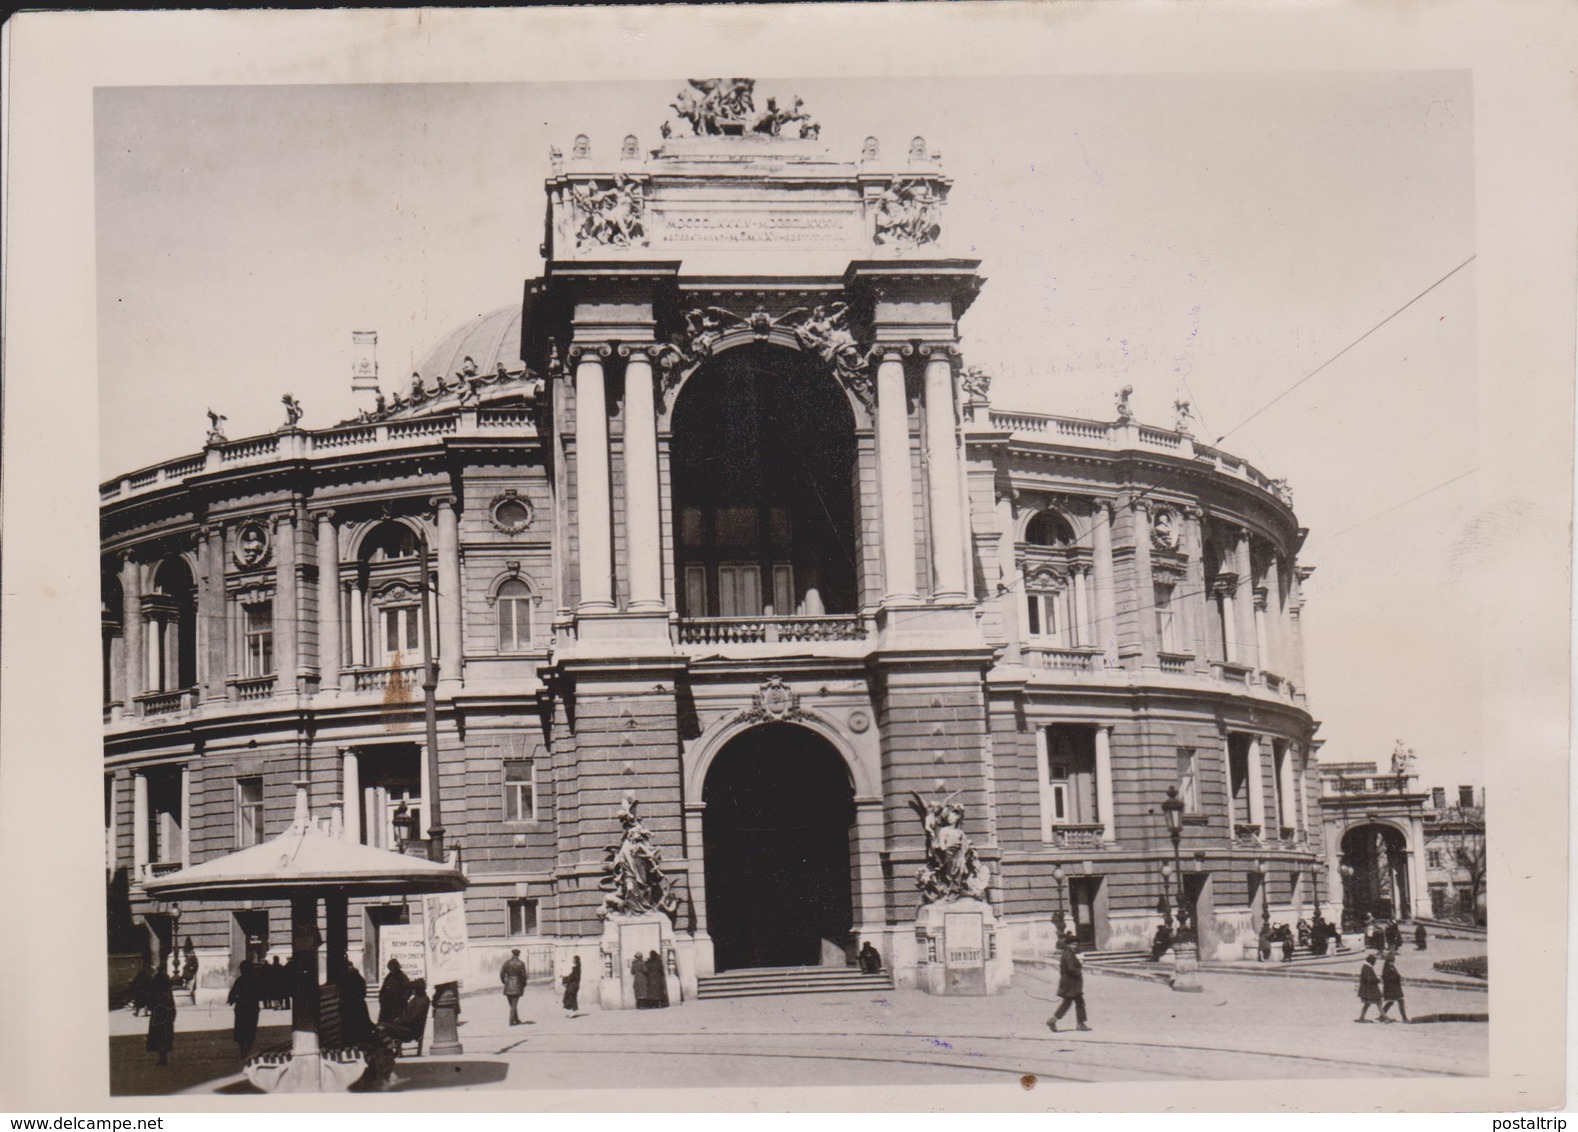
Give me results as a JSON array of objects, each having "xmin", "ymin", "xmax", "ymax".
[{"xmin": 101, "ymin": 88, "xmax": 1323, "ymax": 1004}]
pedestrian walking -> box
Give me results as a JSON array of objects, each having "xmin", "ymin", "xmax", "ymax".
[
  {"xmin": 647, "ymin": 951, "xmax": 669, "ymax": 1008},
  {"xmin": 227, "ymin": 961, "xmax": 261, "ymax": 1058},
  {"xmin": 562, "ymin": 955, "xmax": 582, "ymax": 1017},
  {"xmin": 146, "ymin": 965, "xmax": 177, "ymax": 1066},
  {"xmin": 127, "ymin": 956, "xmax": 152, "ymax": 1017},
  {"xmin": 1379, "ymin": 951, "xmax": 1410, "ymax": 1023},
  {"xmin": 1045, "ymin": 933, "xmax": 1091, "ymax": 1033},
  {"xmin": 1355, "ymin": 952, "xmax": 1382, "ymax": 1023},
  {"xmin": 1385, "ymin": 919, "xmax": 1403, "ymax": 953},
  {"xmin": 378, "ymin": 958, "xmax": 412, "ymax": 1025},
  {"xmin": 500, "ymin": 949, "xmax": 527, "ymax": 1025}
]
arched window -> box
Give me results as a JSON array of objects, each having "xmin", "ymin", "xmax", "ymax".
[
  {"xmin": 102, "ymin": 573, "xmax": 123, "ymax": 706},
  {"xmin": 146, "ymin": 557, "xmax": 197, "ymax": 693},
  {"xmin": 496, "ymin": 578, "xmax": 532, "ymax": 652},
  {"xmin": 1020, "ymin": 507, "xmax": 1088, "ymax": 650},
  {"xmin": 1025, "ymin": 510, "xmax": 1076, "ymax": 547},
  {"xmin": 351, "ymin": 521, "xmax": 428, "ymax": 670}
]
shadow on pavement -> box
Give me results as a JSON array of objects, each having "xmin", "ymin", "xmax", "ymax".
[
  {"xmin": 376, "ymin": 1060, "xmax": 512, "ymax": 1091},
  {"xmin": 1408, "ymin": 1013, "xmax": 1489, "ymax": 1024},
  {"xmin": 110, "ymin": 1023, "xmax": 294, "ymax": 1096}
]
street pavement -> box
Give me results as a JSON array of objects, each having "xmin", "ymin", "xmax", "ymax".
[{"xmin": 106, "ymin": 941, "xmax": 1486, "ymax": 1096}]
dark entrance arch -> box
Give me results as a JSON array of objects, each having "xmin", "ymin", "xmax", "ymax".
[
  {"xmin": 702, "ymin": 724, "xmax": 856, "ymax": 971},
  {"xmin": 1340, "ymin": 823, "xmax": 1412, "ymax": 928}
]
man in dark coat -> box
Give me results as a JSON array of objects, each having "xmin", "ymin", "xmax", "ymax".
[
  {"xmin": 1379, "ymin": 951, "xmax": 1410, "ymax": 1023},
  {"xmin": 1355, "ymin": 952, "xmax": 1383, "ymax": 1022},
  {"xmin": 1414, "ymin": 923, "xmax": 1428, "ymax": 951},
  {"xmin": 631, "ymin": 951, "xmax": 654, "ymax": 1008},
  {"xmin": 127, "ymin": 957, "xmax": 152, "ymax": 1017},
  {"xmin": 1045, "ymin": 933, "xmax": 1091, "ymax": 1033},
  {"xmin": 562, "ymin": 956, "xmax": 582, "ymax": 1017},
  {"xmin": 647, "ymin": 951, "xmax": 669, "ymax": 1008},
  {"xmin": 1257, "ymin": 918, "xmax": 1273, "ymax": 962},
  {"xmin": 146, "ymin": 966, "xmax": 177, "ymax": 1065},
  {"xmin": 339, "ymin": 961, "xmax": 373, "ymax": 1044},
  {"xmin": 1385, "ymin": 920, "xmax": 1403, "ymax": 953},
  {"xmin": 378, "ymin": 958, "xmax": 412, "ymax": 1025},
  {"xmin": 227, "ymin": 961, "xmax": 261, "ymax": 1057},
  {"xmin": 500, "ymin": 949, "xmax": 528, "ymax": 1025},
  {"xmin": 362, "ymin": 979, "xmax": 431, "ymax": 1089},
  {"xmin": 1149, "ymin": 921, "xmax": 1174, "ymax": 962}
]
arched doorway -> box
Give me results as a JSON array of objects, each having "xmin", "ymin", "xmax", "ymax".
[
  {"xmin": 702, "ymin": 724, "xmax": 856, "ymax": 971},
  {"xmin": 669, "ymin": 345, "xmax": 858, "ymax": 621},
  {"xmin": 1340, "ymin": 823, "xmax": 1412, "ymax": 927}
]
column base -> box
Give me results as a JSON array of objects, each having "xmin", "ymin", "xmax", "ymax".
[{"xmin": 569, "ymin": 609, "xmax": 675, "ymax": 658}]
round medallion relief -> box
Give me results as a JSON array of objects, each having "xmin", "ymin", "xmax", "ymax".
[
  {"xmin": 847, "ymin": 709, "xmax": 871, "ymax": 734},
  {"xmin": 490, "ymin": 492, "xmax": 533, "ymax": 535},
  {"xmin": 233, "ymin": 520, "xmax": 270, "ymax": 567}
]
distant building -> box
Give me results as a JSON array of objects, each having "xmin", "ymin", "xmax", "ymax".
[
  {"xmin": 1423, "ymin": 785, "xmax": 1486, "ymax": 925},
  {"xmin": 1316, "ymin": 760, "xmax": 1433, "ymax": 928}
]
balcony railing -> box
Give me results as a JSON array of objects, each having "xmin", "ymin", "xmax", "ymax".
[
  {"xmin": 135, "ymin": 688, "xmax": 197, "ymax": 717},
  {"xmin": 677, "ymin": 615, "xmax": 864, "ymax": 645},
  {"xmin": 1022, "ymin": 644, "xmax": 1099, "ymax": 672},
  {"xmin": 143, "ymin": 860, "xmax": 184, "ymax": 881},
  {"xmin": 1212, "ymin": 661, "xmax": 1253, "ymax": 685},
  {"xmin": 232, "ymin": 675, "xmax": 276, "ymax": 701},
  {"xmin": 1052, "ymin": 823, "xmax": 1105, "ymax": 849},
  {"xmin": 1157, "ymin": 652, "xmax": 1192, "ymax": 674},
  {"xmin": 351, "ymin": 665, "xmax": 424, "ymax": 693},
  {"xmin": 1233, "ymin": 823, "xmax": 1262, "ymax": 844}
]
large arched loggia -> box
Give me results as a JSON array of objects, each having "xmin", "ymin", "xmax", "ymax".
[
  {"xmin": 1339, "ymin": 822, "xmax": 1413, "ymax": 927},
  {"xmin": 701, "ymin": 723, "xmax": 856, "ymax": 971}
]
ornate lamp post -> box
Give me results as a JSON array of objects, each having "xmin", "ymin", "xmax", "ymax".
[
  {"xmin": 1162, "ymin": 786, "xmax": 1201, "ymax": 991},
  {"xmin": 1051, "ymin": 864, "xmax": 1067, "ymax": 938},
  {"xmin": 1254, "ymin": 857, "xmax": 1271, "ymax": 927}
]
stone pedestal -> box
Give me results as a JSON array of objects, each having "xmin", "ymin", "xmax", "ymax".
[
  {"xmin": 243, "ymin": 1050, "xmax": 365, "ymax": 1094},
  {"xmin": 905, "ymin": 898, "xmax": 1012, "ymax": 996},
  {"xmin": 1170, "ymin": 940, "xmax": 1203, "ymax": 993},
  {"xmin": 598, "ymin": 912, "xmax": 682, "ymax": 1009}
]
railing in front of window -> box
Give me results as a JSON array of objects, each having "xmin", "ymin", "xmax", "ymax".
[
  {"xmin": 1233, "ymin": 823, "xmax": 1262, "ymax": 844},
  {"xmin": 1212, "ymin": 661, "xmax": 1254, "ymax": 685},
  {"xmin": 136, "ymin": 688, "xmax": 197, "ymax": 717},
  {"xmin": 232, "ymin": 675, "xmax": 276, "ymax": 701},
  {"xmin": 143, "ymin": 860, "xmax": 184, "ymax": 881},
  {"xmin": 1022, "ymin": 644, "xmax": 1100, "ymax": 672},
  {"xmin": 676, "ymin": 615, "xmax": 865, "ymax": 645},
  {"xmin": 1051, "ymin": 823, "xmax": 1106, "ymax": 849},
  {"xmin": 1158, "ymin": 652, "xmax": 1192, "ymax": 674},
  {"xmin": 351, "ymin": 664, "xmax": 424, "ymax": 693}
]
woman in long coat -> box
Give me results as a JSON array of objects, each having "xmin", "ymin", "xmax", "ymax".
[
  {"xmin": 339, "ymin": 962, "xmax": 373, "ymax": 1045},
  {"xmin": 1379, "ymin": 952, "xmax": 1410, "ymax": 1023},
  {"xmin": 146, "ymin": 967, "xmax": 177, "ymax": 1065},
  {"xmin": 227, "ymin": 962, "xmax": 261, "ymax": 1057},
  {"xmin": 562, "ymin": 956, "xmax": 582, "ymax": 1016},
  {"xmin": 631, "ymin": 951, "xmax": 652, "ymax": 1008},
  {"xmin": 1355, "ymin": 953, "xmax": 1383, "ymax": 1022},
  {"xmin": 647, "ymin": 951, "xmax": 669, "ymax": 1008}
]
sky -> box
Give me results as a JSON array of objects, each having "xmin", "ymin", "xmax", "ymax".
[{"xmin": 95, "ymin": 73, "xmax": 1478, "ymax": 787}]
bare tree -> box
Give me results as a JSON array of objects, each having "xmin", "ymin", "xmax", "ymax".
[{"xmin": 1429, "ymin": 799, "xmax": 1486, "ymax": 924}]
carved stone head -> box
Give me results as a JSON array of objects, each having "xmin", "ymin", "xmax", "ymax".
[
  {"xmin": 572, "ymin": 134, "xmax": 591, "ymax": 159},
  {"xmin": 621, "ymin": 134, "xmax": 639, "ymax": 160}
]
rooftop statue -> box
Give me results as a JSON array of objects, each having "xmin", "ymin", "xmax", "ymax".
[
  {"xmin": 599, "ymin": 793, "xmax": 681, "ymax": 920},
  {"xmin": 1115, "ymin": 384, "xmax": 1135, "ymax": 423},
  {"xmin": 909, "ymin": 790, "xmax": 992, "ymax": 904},
  {"xmin": 1173, "ymin": 398, "xmax": 1194, "ymax": 435},
  {"xmin": 205, "ymin": 408, "xmax": 228, "ymax": 446},
  {"xmin": 1390, "ymin": 740, "xmax": 1416, "ymax": 777},
  {"xmin": 280, "ymin": 394, "xmax": 304, "ymax": 430},
  {"xmin": 664, "ymin": 78, "xmax": 820, "ymax": 139},
  {"xmin": 961, "ymin": 366, "xmax": 991, "ymax": 403}
]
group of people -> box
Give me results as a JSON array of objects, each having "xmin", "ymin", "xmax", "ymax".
[
  {"xmin": 1356, "ymin": 950, "xmax": 1411, "ymax": 1023},
  {"xmin": 499, "ymin": 949, "xmax": 584, "ymax": 1023},
  {"xmin": 1361, "ymin": 914, "xmax": 1428, "ymax": 954},
  {"xmin": 126, "ymin": 957, "xmax": 180, "ymax": 1066}
]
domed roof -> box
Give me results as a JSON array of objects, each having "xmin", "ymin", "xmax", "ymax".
[{"xmin": 416, "ymin": 303, "xmax": 523, "ymax": 384}]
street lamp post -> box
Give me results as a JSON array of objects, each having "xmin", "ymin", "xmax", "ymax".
[
  {"xmin": 1162, "ymin": 786, "xmax": 1201, "ymax": 991},
  {"xmin": 1051, "ymin": 864, "xmax": 1067, "ymax": 939}
]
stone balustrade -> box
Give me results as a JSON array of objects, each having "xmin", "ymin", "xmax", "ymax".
[
  {"xmin": 1021, "ymin": 644, "xmax": 1100, "ymax": 672},
  {"xmin": 1052, "ymin": 823, "xmax": 1105, "ymax": 849},
  {"xmin": 135, "ymin": 688, "xmax": 196, "ymax": 718},
  {"xmin": 231, "ymin": 675, "xmax": 276, "ymax": 702},
  {"xmin": 677, "ymin": 615, "xmax": 865, "ymax": 646},
  {"xmin": 351, "ymin": 664, "xmax": 423, "ymax": 693}
]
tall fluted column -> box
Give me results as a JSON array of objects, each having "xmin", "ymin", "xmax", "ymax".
[
  {"xmin": 1246, "ymin": 733, "xmax": 1267, "ymax": 833},
  {"xmin": 348, "ymin": 582, "xmax": 365, "ymax": 670},
  {"xmin": 573, "ymin": 346, "xmax": 614, "ymax": 611},
  {"xmin": 1130, "ymin": 499, "xmax": 1158, "ymax": 668},
  {"xmin": 1253, "ymin": 587, "xmax": 1272, "ymax": 679},
  {"xmin": 132, "ymin": 772, "xmax": 149, "ymax": 877},
  {"xmin": 1071, "ymin": 567, "xmax": 1090, "ymax": 648},
  {"xmin": 1091, "ymin": 501, "xmax": 1118, "ymax": 665},
  {"xmin": 1233, "ymin": 530, "xmax": 1257, "ymax": 671},
  {"xmin": 1222, "ymin": 733, "xmax": 1238, "ymax": 835},
  {"xmin": 418, "ymin": 742, "xmax": 432, "ymax": 839},
  {"xmin": 1277, "ymin": 742, "xmax": 1296, "ymax": 833},
  {"xmin": 314, "ymin": 510, "xmax": 340, "ymax": 693},
  {"xmin": 1094, "ymin": 725, "xmax": 1116, "ymax": 844},
  {"xmin": 179, "ymin": 765, "xmax": 191, "ymax": 868},
  {"xmin": 272, "ymin": 511, "xmax": 299, "ymax": 695},
  {"xmin": 1182, "ymin": 507, "xmax": 1210, "ymax": 673},
  {"xmin": 621, "ymin": 346, "xmax": 664, "ymax": 610},
  {"xmin": 1217, "ymin": 578, "xmax": 1239, "ymax": 665},
  {"xmin": 876, "ymin": 349, "xmax": 918, "ymax": 601},
  {"xmin": 995, "ymin": 491, "xmax": 1022, "ymax": 656},
  {"xmin": 121, "ymin": 555, "xmax": 144, "ymax": 707},
  {"xmin": 921, "ymin": 345, "xmax": 966, "ymax": 600},
  {"xmin": 341, "ymin": 747, "xmax": 361, "ymax": 845},
  {"xmin": 432, "ymin": 495, "xmax": 462, "ymax": 683}
]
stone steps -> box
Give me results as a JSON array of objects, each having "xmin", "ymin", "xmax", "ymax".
[{"xmin": 696, "ymin": 966, "xmax": 895, "ymax": 1000}]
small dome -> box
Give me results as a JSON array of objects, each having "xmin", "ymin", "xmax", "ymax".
[{"xmin": 415, "ymin": 304, "xmax": 523, "ymax": 383}]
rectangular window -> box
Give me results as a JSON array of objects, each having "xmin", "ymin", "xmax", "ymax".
[
  {"xmin": 382, "ymin": 607, "xmax": 421, "ymax": 664},
  {"xmin": 768, "ymin": 506, "xmax": 793, "ymax": 547},
  {"xmin": 244, "ymin": 602, "xmax": 274, "ymax": 677},
  {"xmin": 680, "ymin": 506, "xmax": 704, "ymax": 548},
  {"xmin": 714, "ymin": 507, "xmax": 759, "ymax": 549},
  {"xmin": 507, "ymin": 898, "xmax": 538, "ymax": 937},
  {"xmin": 718, "ymin": 563, "xmax": 762, "ymax": 617},
  {"xmin": 1431, "ymin": 787, "xmax": 1447, "ymax": 810},
  {"xmin": 1048, "ymin": 766, "xmax": 1070, "ymax": 822},
  {"xmin": 1026, "ymin": 593, "xmax": 1042, "ymax": 636},
  {"xmin": 771, "ymin": 564, "xmax": 794, "ymax": 616},
  {"xmin": 1428, "ymin": 849, "xmax": 1443, "ymax": 869},
  {"xmin": 237, "ymin": 777, "xmax": 265, "ymax": 848},
  {"xmin": 1458, "ymin": 785, "xmax": 1476, "ymax": 809},
  {"xmin": 684, "ymin": 565, "xmax": 708, "ymax": 618},
  {"xmin": 504, "ymin": 759, "xmax": 536, "ymax": 822},
  {"xmin": 1176, "ymin": 748, "xmax": 1198, "ymax": 812},
  {"xmin": 1155, "ymin": 583, "xmax": 1177, "ymax": 653}
]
